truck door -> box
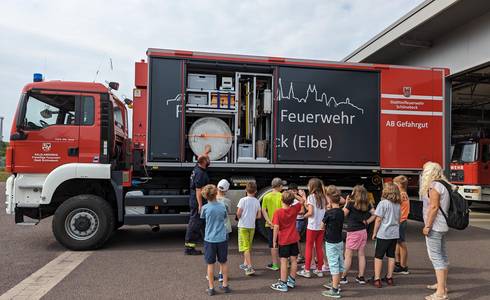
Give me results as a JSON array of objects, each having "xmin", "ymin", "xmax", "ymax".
[
  {"xmin": 479, "ymin": 141, "xmax": 490, "ymax": 185},
  {"xmin": 13, "ymin": 91, "xmax": 80, "ymax": 173}
]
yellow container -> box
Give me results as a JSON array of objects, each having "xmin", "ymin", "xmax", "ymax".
[{"xmin": 211, "ymin": 93, "xmax": 235, "ymax": 108}]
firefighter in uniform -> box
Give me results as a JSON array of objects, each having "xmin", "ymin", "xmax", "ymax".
[{"xmin": 184, "ymin": 146, "xmax": 211, "ymax": 255}]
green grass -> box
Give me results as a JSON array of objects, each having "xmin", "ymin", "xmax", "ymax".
[{"xmin": 0, "ymin": 169, "xmax": 10, "ymax": 182}]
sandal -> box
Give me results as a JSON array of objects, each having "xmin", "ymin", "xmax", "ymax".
[
  {"xmin": 427, "ymin": 284, "xmax": 449, "ymax": 293},
  {"xmin": 425, "ymin": 292, "xmax": 448, "ymax": 300}
]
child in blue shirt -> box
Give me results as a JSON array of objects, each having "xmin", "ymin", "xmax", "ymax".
[{"xmin": 200, "ymin": 184, "xmax": 231, "ymax": 296}]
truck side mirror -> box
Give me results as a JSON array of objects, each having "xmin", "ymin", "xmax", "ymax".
[{"xmin": 109, "ymin": 82, "xmax": 119, "ymax": 91}]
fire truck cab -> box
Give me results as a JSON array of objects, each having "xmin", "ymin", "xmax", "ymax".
[
  {"xmin": 5, "ymin": 78, "xmax": 130, "ymax": 249},
  {"xmin": 450, "ymin": 138, "xmax": 490, "ymax": 204}
]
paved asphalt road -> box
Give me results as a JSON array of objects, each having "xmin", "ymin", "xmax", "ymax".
[{"xmin": 1, "ymin": 182, "xmax": 490, "ymax": 299}]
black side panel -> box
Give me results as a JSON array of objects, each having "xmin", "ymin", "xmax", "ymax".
[
  {"xmin": 100, "ymin": 93, "xmax": 113, "ymax": 163},
  {"xmin": 276, "ymin": 67, "xmax": 380, "ymax": 165},
  {"xmin": 148, "ymin": 58, "xmax": 183, "ymax": 161}
]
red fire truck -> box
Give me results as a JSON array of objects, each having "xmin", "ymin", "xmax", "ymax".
[
  {"xmin": 5, "ymin": 49, "xmax": 449, "ymax": 250},
  {"xmin": 450, "ymin": 136, "xmax": 490, "ymax": 204}
]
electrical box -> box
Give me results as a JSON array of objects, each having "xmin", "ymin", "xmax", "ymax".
[
  {"xmin": 220, "ymin": 77, "xmax": 233, "ymax": 90},
  {"xmin": 188, "ymin": 74, "xmax": 216, "ymax": 90}
]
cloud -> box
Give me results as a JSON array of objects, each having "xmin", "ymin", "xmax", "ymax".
[{"xmin": 0, "ymin": 0, "xmax": 423, "ymax": 141}]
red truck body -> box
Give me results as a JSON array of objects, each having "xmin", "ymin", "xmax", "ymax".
[{"xmin": 4, "ymin": 49, "xmax": 450, "ymax": 250}]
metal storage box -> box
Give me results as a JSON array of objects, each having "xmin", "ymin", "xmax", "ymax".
[
  {"xmin": 188, "ymin": 93, "xmax": 208, "ymax": 105},
  {"xmin": 188, "ymin": 73, "xmax": 216, "ymax": 90},
  {"xmin": 238, "ymin": 144, "xmax": 253, "ymax": 158}
]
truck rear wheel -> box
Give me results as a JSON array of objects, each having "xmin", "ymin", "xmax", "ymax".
[{"xmin": 52, "ymin": 194, "xmax": 115, "ymax": 250}]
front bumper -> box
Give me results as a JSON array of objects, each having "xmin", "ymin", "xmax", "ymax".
[
  {"xmin": 5, "ymin": 175, "xmax": 15, "ymax": 214},
  {"xmin": 457, "ymin": 185, "xmax": 482, "ymax": 201}
]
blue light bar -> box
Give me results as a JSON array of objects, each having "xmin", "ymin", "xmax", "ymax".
[{"xmin": 33, "ymin": 73, "xmax": 43, "ymax": 82}]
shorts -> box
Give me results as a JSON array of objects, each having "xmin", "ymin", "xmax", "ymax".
[
  {"xmin": 296, "ymin": 219, "xmax": 305, "ymax": 233},
  {"xmin": 204, "ymin": 241, "xmax": 228, "ymax": 264},
  {"xmin": 426, "ymin": 230, "xmax": 449, "ymax": 270},
  {"xmin": 398, "ymin": 220, "xmax": 408, "ymax": 243},
  {"xmin": 279, "ymin": 243, "xmax": 299, "ymax": 258},
  {"xmin": 238, "ymin": 227, "xmax": 255, "ymax": 252},
  {"xmin": 266, "ymin": 227, "xmax": 274, "ymax": 248},
  {"xmin": 375, "ymin": 238, "xmax": 397, "ymax": 259},
  {"xmin": 346, "ymin": 229, "xmax": 367, "ymax": 250},
  {"xmin": 325, "ymin": 242, "xmax": 344, "ymax": 275}
]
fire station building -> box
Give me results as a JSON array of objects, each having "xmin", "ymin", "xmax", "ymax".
[{"xmin": 344, "ymin": 0, "xmax": 490, "ymax": 141}]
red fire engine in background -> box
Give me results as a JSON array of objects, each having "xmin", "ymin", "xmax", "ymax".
[{"xmin": 5, "ymin": 49, "xmax": 449, "ymax": 250}]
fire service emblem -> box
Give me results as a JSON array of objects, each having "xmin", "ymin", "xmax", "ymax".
[
  {"xmin": 42, "ymin": 143, "xmax": 52, "ymax": 152},
  {"xmin": 403, "ymin": 86, "xmax": 412, "ymax": 98}
]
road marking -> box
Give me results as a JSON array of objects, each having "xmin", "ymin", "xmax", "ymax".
[{"xmin": 0, "ymin": 251, "xmax": 92, "ymax": 300}]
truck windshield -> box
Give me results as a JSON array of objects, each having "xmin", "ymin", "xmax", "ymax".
[
  {"xmin": 451, "ymin": 142, "xmax": 477, "ymax": 163},
  {"xmin": 21, "ymin": 93, "xmax": 76, "ymax": 130}
]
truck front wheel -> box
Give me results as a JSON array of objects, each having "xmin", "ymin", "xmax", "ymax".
[{"xmin": 52, "ymin": 194, "xmax": 115, "ymax": 250}]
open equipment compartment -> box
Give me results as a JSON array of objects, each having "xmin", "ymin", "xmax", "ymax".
[{"xmin": 183, "ymin": 60, "xmax": 274, "ymax": 164}]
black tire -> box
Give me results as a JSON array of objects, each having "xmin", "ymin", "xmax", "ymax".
[
  {"xmin": 255, "ymin": 187, "xmax": 273, "ymax": 240},
  {"xmin": 52, "ymin": 194, "xmax": 115, "ymax": 250}
]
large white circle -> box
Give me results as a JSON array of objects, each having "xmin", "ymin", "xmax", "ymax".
[{"xmin": 188, "ymin": 117, "xmax": 232, "ymax": 161}]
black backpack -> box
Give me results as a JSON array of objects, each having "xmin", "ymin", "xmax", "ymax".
[{"xmin": 434, "ymin": 180, "xmax": 470, "ymax": 230}]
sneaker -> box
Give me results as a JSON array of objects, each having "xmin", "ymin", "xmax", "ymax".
[
  {"xmin": 271, "ymin": 280, "xmax": 288, "ymax": 292},
  {"xmin": 373, "ymin": 278, "xmax": 382, "ymax": 288},
  {"xmin": 323, "ymin": 282, "xmax": 342, "ymax": 292},
  {"xmin": 339, "ymin": 277, "xmax": 348, "ymax": 284},
  {"xmin": 322, "ymin": 265, "xmax": 330, "ymax": 272},
  {"xmin": 287, "ymin": 276, "xmax": 296, "ymax": 289},
  {"xmin": 239, "ymin": 263, "xmax": 247, "ymax": 270},
  {"xmin": 394, "ymin": 265, "xmax": 403, "ymax": 274},
  {"xmin": 321, "ymin": 289, "xmax": 341, "ymax": 298},
  {"xmin": 355, "ymin": 276, "xmax": 366, "ymax": 285},
  {"xmin": 218, "ymin": 273, "xmax": 223, "ymax": 282},
  {"xmin": 245, "ymin": 267, "xmax": 255, "ymax": 276},
  {"xmin": 297, "ymin": 255, "xmax": 305, "ymax": 264},
  {"xmin": 297, "ymin": 269, "xmax": 312, "ymax": 278},
  {"xmin": 207, "ymin": 288, "xmax": 216, "ymax": 296},
  {"xmin": 220, "ymin": 286, "xmax": 231, "ymax": 293},
  {"xmin": 184, "ymin": 248, "xmax": 203, "ymax": 255},
  {"xmin": 400, "ymin": 267, "xmax": 410, "ymax": 275},
  {"xmin": 266, "ymin": 263, "xmax": 280, "ymax": 271},
  {"xmin": 313, "ymin": 269, "xmax": 324, "ymax": 278}
]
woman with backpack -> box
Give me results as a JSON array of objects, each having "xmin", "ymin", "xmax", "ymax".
[{"xmin": 419, "ymin": 162, "xmax": 450, "ymax": 300}]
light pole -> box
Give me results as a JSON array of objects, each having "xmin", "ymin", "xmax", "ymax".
[{"xmin": 0, "ymin": 116, "xmax": 3, "ymax": 142}]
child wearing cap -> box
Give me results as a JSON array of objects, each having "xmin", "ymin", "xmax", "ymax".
[
  {"xmin": 217, "ymin": 179, "xmax": 232, "ymax": 283},
  {"xmin": 237, "ymin": 182, "xmax": 262, "ymax": 275}
]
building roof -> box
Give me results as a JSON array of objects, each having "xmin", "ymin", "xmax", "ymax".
[{"xmin": 343, "ymin": 0, "xmax": 490, "ymax": 63}]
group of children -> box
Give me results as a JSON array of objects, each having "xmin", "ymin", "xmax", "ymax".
[{"xmin": 198, "ymin": 175, "xmax": 410, "ymax": 298}]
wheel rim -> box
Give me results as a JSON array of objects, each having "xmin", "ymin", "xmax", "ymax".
[{"xmin": 64, "ymin": 208, "xmax": 99, "ymax": 241}]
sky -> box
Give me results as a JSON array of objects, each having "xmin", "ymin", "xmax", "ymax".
[{"xmin": 0, "ymin": 0, "xmax": 424, "ymax": 140}]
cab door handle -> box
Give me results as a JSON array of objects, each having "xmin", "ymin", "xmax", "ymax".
[{"xmin": 68, "ymin": 147, "xmax": 79, "ymax": 156}]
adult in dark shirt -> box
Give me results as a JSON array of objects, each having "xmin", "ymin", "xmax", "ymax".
[{"xmin": 185, "ymin": 149, "xmax": 211, "ymax": 255}]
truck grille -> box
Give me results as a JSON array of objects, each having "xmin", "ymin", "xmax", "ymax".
[{"xmin": 450, "ymin": 170, "xmax": 464, "ymax": 182}]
